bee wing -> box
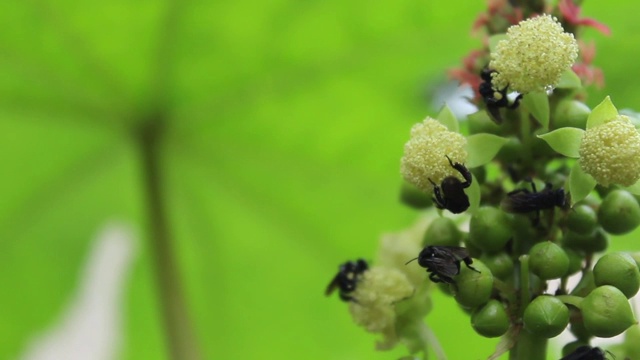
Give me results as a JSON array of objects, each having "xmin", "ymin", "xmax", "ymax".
[
  {"xmin": 425, "ymin": 256, "xmax": 461, "ymax": 277},
  {"xmin": 436, "ymin": 246, "xmax": 471, "ymax": 262}
]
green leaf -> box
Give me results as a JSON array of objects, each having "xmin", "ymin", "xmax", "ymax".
[
  {"xmin": 556, "ymin": 69, "xmax": 582, "ymax": 89},
  {"xmin": 537, "ymin": 127, "xmax": 584, "ymax": 158},
  {"xmin": 488, "ymin": 35, "xmax": 507, "ymax": 53},
  {"xmin": 466, "ymin": 173, "xmax": 481, "ymax": 215},
  {"xmin": 465, "ymin": 134, "xmax": 509, "ymax": 168},
  {"xmin": 436, "ymin": 103, "xmax": 459, "ymax": 132},
  {"xmin": 522, "ymin": 91, "xmax": 550, "ymax": 129},
  {"xmin": 623, "ymin": 181, "xmax": 640, "ymax": 195},
  {"xmin": 569, "ymin": 162, "xmax": 597, "ymax": 205},
  {"xmin": 587, "ymin": 96, "xmax": 618, "ymax": 129}
]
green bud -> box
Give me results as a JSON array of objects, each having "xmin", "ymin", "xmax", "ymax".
[
  {"xmin": 593, "ymin": 252, "xmax": 640, "ymax": 298},
  {"xmin": 451, "ymin": 260, "xmax": 494, "ymax": 308},
  {"xmin": 400, "ymin": 181, "xmax": 432, "ymax": 209},
  {"xmin": 566, "ymin": 204, "xmax": 598, "ymax": 235},
  {"xmin": 582, "ymin": 285, "xmax": 637, "ymax": 338},
  {"xmin": 562, "ymin": 228, "xmax": 608, "ymax": 253},
  {"xmin": 423, "ymin": 217, "xmax": 462, "ymax": 247},
  {"xmin": 563, "ymin": 248, "xmax": 584, "ymax": 276},
  {"xmin": 471, "ymin": 299, "xmax": 510, "ymax": 338},
  {"xmin": 598, "ymin": 190, "xmax": 640, "ymax": 235},
  {"xmin": 553, "ymin": 100, "xmax": 590, "ymax": 129},
  {"xmin": 469, "ymin": 207, "xmax": 512, "ymax": 253},
  {"xmin": 480, "ymin": 252, "xmax": 514, "ymax": 280},
  {"xmin": 529, "ymin": 242, "xmax": 569, "ymax": 280},
  {"xmin": 523, "ymin": 295, "xmax": 570, "ymax": 338}
]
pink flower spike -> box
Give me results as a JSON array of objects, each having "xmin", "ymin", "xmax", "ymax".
[{"xmin": 558, "ymin": 0, "xmax": 611, "ymax": 36}]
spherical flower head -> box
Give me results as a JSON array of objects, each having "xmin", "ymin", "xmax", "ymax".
[
  {"xmin": 579, "ymin": 115, "xmax": 640, "ymax": 186},
  {"xmin": 489, "ymin": 14, "xmax": 578, "ymax": 93},
  {"xmin": 348, "ymin": 267, "xmax": 414, "ymax": 347},
  {"xmin": 400, "ymin": 118, "xmax": 467, "ymax": 195}
]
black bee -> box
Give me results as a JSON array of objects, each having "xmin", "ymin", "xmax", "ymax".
[
  {"xmin": 560, "ymin": 345, "xmax": 610, "ymax": 360},
  {"xmin": 479, "ymin": 68, "xmax": 523, "ymax": 124},
  {"xmin": 429, "ymin": 155, "xmax": 472, "ymax": 214},
  {"xmin": 406, "ymin": 246, "xmax": 479, "ymax": 284},
  {"xmin": 325, "ymin": 259, "xmax": 368, "ymax": 302},
  {"xmin": 501, "ymin": 180, "xmax": 566, "ymax": 225}
]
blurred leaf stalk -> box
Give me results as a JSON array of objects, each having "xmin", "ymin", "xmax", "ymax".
[{"xmin": 329, "ymin": 1, "xmax": 640, "ymax": 359}]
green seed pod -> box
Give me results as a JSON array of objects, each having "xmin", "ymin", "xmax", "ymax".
[
  {"xmin": 480, "ymin": 252, "xmax": 514, "ymax": 280},
  {"xmin": 562, "ymin": 228, "xmax": 608, "ymax": 253},
  {"xmin": 423, "ymin": 217, "xmax": 462, "ymax": 247},
  {"xmin": 400, "ymin": 181, "xmax": 432, "ymax": 209},
  {"xmin": 582, "ymin": 285, "xmax": 637, "ymax": 338},
  {"xmin": 566, "ymin": 204, "xmax": 598, "ymax": 235},
  {"xmin": 471, "ymin": 299, "xmax": 510, "ymax": 338},
  {"xmin": 563, "ymin": 248, "xmax": 584, "ymax": 276},
  {"xmin": 523, "ymin": 295, "xmax": 570, "ymax": 338},
  {"xmin": 529, "ymin": 242, "xmax": 569, "ymax": 280},
  {"xmin": 593, "ymin": 252, "xmax": 640, "ymax": 298},
  {"xmin": 598, "ymin": 190, "xmax": 640, "ymax": 235},
  {"xmin": 561, "ymin": 341, "xmax": 591, "ymax": 357},
  {"xmin": 469, "ymin": 207, "xmax": 512, "ymax": 253},
  {"xmin": 451, "ymin": 260, "xmax": 494, "ymax": 308},
  {"xmin": 553, "ymin": 99, "xmax": 590, "ymax": 129}
]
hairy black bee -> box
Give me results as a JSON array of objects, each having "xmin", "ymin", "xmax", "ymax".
[
  {"xmin": 560, "ymin": 345, "xmax": 610, "ymax": 360},
  {"xmin": 406, "ymin": 246, "xmax": 479, "ymax": 284},
  {"xmin": 429, "ymin": 155, "xmax": 472, "ymax": 214},
  {"xmin": 479, "ymin": 68, "xmax": 523, "ymax": 124},
  {"xmin": 501, "ymin": 180, "xmax": 566, "ymax": 225},
  {"xmin": 325, "ymin": 259, "xmax": 368, "ymax": 302}
]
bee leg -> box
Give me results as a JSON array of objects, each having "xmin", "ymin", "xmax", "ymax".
[
  {"xmin": 429, "ymin": 178, "xmax": 446, "ymax": 209},
  {"xmin": 340, "ymin": 293, "xmax": 354, "ymax": 302},
  {"xmin": 508, "ymin": 93, "xmax": 523, "ymax": 109},
  {"xmin": 445, "ymin": 155, "xmax": 473, "ymax": 188},
  {"xmin": 462, "ymin": 257, "xmax": 481, "ymax": 273}
]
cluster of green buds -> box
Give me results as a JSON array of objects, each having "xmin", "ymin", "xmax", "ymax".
[{"xmin": 328, "ymin": 1, "xmax": 640, "ymax": 359}]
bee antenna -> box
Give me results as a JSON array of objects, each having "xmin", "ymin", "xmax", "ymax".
[{"xmin": 405, "ymin": 257, "xmax": 418, "ymax": 265}]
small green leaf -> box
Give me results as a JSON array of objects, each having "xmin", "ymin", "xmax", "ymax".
[
  {"xmin": 587, "ymin": 96, "xmax": 618, "ymax": 129},
  {"xmin": 436, "ymin": 104, "xmax": 459, "ymax": 132},
  {"xmin": 522, "ymin": 91, "xmax": 550, "ymax": 129},
  {"xmin": 623, "ymin": 181, "xmax": 640, "ymax": 196},
  {"xmin": 569, "ymin": 162, "xmax": 597, "ymax": 205},
  {"xmin": 488, "ymin": 35, "xmax": 507, "ymax": 53},
  {"xmin": 537, "ymin": 127, "xmax": 584, "ymax": 158},
  {"xmin": 556, "ymin": 69, "xmax": 582, "ymax": 89},
  {"xmin": 465, "ymin": 134, "xmax": 509, "ymax": 168},
  {"xmin": 466, "ymin": 173, "xmax": 481, "ymax": 215},
  {"xmin": 467, "ymin": 110, "xmax": 502, "ymax": 135}
]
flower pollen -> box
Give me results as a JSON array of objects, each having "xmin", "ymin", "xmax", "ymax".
[{"xmin": 489, "ymin": 14, "xmax": 579, "ymax": 93}]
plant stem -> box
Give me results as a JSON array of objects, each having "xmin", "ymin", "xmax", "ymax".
[
  {"xmin": 509, "ymin": 330, "xmax": 547, "ymax": 360},
  {"xmin": 139, "ymin": 119, "xmax": 202, "ymax": 360},
  {"xmin": 518, "ymin": 255, "xmax": 531, "ymax": 317}
]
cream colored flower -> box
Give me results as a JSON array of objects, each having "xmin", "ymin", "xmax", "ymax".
[
  {"xmin": 348, "ymin": 267, "xmax": 413, "ymax": 347},
  {"xmin": 400, "ymin": 118, "xmax": 467, "ymax": 195},
  {"xmin": 579, "ymin": 115, "xmax": 640, "ymax": 186},
  {"xmin": 490, "ymin": 14, "xmax": 578, "ymax": 93}
]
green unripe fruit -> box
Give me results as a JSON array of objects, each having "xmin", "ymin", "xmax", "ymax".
[
  {"xmin": 523, "ymin": 295, "xmax": 569, "ymax": 338},
  {"xmin": 451, "ymin": 260, "xmax": 494, "ymax": 308},
  {"xmin": 423, "ymin": 217, "xmax": 462, "ymax": 247},
  {"xmin": 566, "ymin": 204, "xmax": 598, "ymax": 235},
  {"xmin": 598, "ymin": 190, "xmax": 640, "ymax": 235},
  {"xmin": 630, "ymin": 252, "xmax": 640, "ymax": 268},
  {"xmin": 553, "ymin": 99, "xmax": 590, "ymax": 129},
  {"xmin": 529, "ymin": 242, "xmax": 569, "ymax": 280},
  {"xmin": 593, "ymin": 252, "xmax": 640, "ymax": 298},
  {"xmin": 471, "ymin": 300, "xmax": 510, "ymax": 338},
  {"xmin": 480, "ymin": 252, "xmax": 514, "ymax": 280},
  {"xmin": 400, "ymin": 181, "xmax": 432, "ymax": 209},
  {"xmin": 563, "ymin": 248, "xmax": 584, "ymax": 276},
  {"xmin": 469, "ymin": 207, "xmax": 512, "ymax": 253},
  {"xmin": 562, "ymin": 228, "xmax": 608, "ymax": 253},
  {"xmin": 582, "ymin": 285, "xmax": 637, "ymax": 337}
]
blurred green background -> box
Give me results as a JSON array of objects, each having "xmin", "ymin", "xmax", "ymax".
[{"xmin": 0, "ymin": 1, "xmax": 639, "ymax": 359}]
